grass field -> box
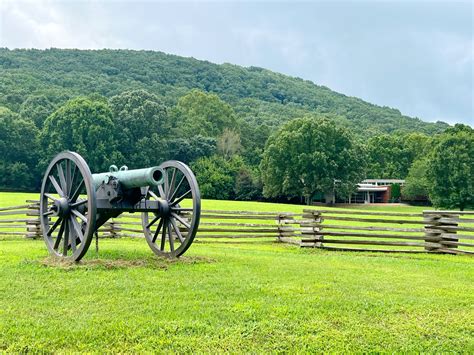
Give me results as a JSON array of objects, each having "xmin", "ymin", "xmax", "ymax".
[{"xmin": 1, "ymin": 192, "xmax": 473, "ymax": 352}]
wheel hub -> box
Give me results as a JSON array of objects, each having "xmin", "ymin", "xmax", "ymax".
[
  {"xmin": 160, "ymin": 199, "xmax": 171, "ymax": 217},
  {"xmin": 52, "ymin": 197, "xmax": 71, "ymax": 217}
]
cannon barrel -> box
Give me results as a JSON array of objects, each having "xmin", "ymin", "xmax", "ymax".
[{"xmin": 92, "ymin": 165, "xmax": 165, "ymax": 189}]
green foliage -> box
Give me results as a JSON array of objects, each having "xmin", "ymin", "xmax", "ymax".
[
  {"xmin": 0, "ymin": 107, "xmax": 39, "ymax": 190},
  {"xmin": 403, "ymin": 159, "xmax": 430, "ymax": 200},
  {"xmin": 234, "ymin": 167, "xmax": 262, "ymax": 201},
  {"xmin": 165, "ymin": 136, "xmax": 217, "ymax": 165},
  {"xmin": 41, "ymin": 97, "xmax": 120, "ymax": 172},
  {"xmin": 427, "ymin": 125, "xmax": 474, "ymax": 210},
  {"xmin": 191, "ymin": 155, "xmax": 261, "ymax": 200},
  {"xmin": 0, "ymin": 48, "xmax": 448, "ymax": 139},
  {"xmin": 366, "ymin": 134, "xmax": 426, "ymax": 179},
  {"xmin": 0, "ymin": 48, "xmax": 457, "ymax": 194},
  {"xmin": 390, "ymin": 183, "xmax": 401, "ymax": 202},
  {"xmin": 261, "ymin": 116, "xmax": 366, "ymax": 204},
  {"xmin": 191, "ymin": 155, "xmax": 236, "ymax": 199},
  {"xmin": 172, "ymin": 90, "xmax": 237, "ymax": 138},
  {"xmin": 109, "ymin": 90, "xmax": 170, "ymax": 167}
]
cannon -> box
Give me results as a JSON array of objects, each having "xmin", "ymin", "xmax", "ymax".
[{"xmin": 39, "ymin": 151, "xmax": 200, "ymax": 261}]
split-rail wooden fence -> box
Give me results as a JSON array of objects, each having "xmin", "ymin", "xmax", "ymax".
[{"xmin": 1, "ymin": 200, "xmax": 472, "ymax": 255}]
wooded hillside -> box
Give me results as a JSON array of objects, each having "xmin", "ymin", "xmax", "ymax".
[{"xmin": 0, "ymin": 48, "xmax": 448, "ymax": 136}]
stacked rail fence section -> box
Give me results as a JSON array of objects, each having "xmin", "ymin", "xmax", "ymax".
[{"xmin": 0, "ymin": 200, "xmax": 472, "ymax": 255}]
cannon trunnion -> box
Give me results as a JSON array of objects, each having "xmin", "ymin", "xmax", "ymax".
[{"xmin": 39, "ymin": 151, "xmax": 201, "ymax": 261}]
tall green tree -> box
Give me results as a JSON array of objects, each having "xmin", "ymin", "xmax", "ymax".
[
  {"xmin": 41, "ymin": 97, "xmax": 119, "ymax": 172},
  {"xmin": 109, "ymin": 90, "xmax": 169, "ymax": 167},
  {"xmin": 403, "ymin": 158, "xmax": 430, "ymax": 200},
  {"xmin": 191, "ymin": 155, "xmax": 236, "ymax": 200},
  {"xmin": 365, "ymin": 134, "xmax": 415, "ymax": 179},
  {"xmin": 0, "ymin": 107, "xmax": 39, "ymax": 190},
  {"xmin": 427, "ymin": 124, "xmax": 474, "ymax": 210},
  {"xmin": 261, "ymin": 116, "xmax": 366, "ymax": 204},
  {"xmin": 172, "ymin": 90, "xmax": 237, "ymax": 137}
]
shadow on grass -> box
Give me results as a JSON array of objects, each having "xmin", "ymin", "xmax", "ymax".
[{"xmin": 24, "ymin": 254, "xmax": 216, "ymax": 271}]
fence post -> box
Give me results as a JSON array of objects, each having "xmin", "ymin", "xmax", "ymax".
[
  {"xmin": 25, "ymin": 200, "xmax": 41, "ymax": 239},
  {"xmin": 301, "ymin": 210, "xmax": 323, "ymax": 248},
  {"xmin": 423, "ymin": 211, "xmax": 459, "ymax": 254},
  {"xmin": 110, "ymin": 219, "xmax": 120, "ymax": 238}
]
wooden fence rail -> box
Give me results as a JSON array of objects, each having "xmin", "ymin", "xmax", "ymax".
[
  {"xmin": 0, "ymin": 200, "xmax": 472, "ymax": 255},
  {"xmin": 300, "ymin": 209, "xmax": 474, "ymax": 255}
]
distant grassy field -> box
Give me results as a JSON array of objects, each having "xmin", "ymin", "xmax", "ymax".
[{"xmin": 1, "ymin": 192, "xmax": 473, "ymax": 352}]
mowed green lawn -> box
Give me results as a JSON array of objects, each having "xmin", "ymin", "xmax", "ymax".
[{"xmin": 0, "ymin": 192, "xmax": 473, "ymax": 352}]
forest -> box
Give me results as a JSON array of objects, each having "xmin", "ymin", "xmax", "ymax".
[{"xmin": 0, "ymin": 48, "xmax": 472, "ymax": 209}]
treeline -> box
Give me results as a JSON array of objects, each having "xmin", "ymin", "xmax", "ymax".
[
  {"xmin": 0, "ymin": 48, "xmax": 449, "ymax": 138},
  {"xmin": 1, "ymin": 88, "xmax": 472, "ymax": 209}
]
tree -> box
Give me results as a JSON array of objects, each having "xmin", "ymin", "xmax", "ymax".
[
  {"xmin": 109, "ymin": 90, "xmax": 169, "ymax": 167},
  {"xmin": 217, "ymin": 128, "xmax": 241, "ymax": 158},
  {"xmin": 235, "ymin": 167, "xmax": 262, "ymax": 200},
  {"xmin": 427, "ymin": 124, "xmax": 474, "ymax": 210},
  {"xmin": 0, "ymin": 107, "xmax": 39, "ymax": 190},
  {"xmin": 365, "ymin": 134, "xmax": 415, "ymax": 179},
  {"xmin": 402, "ymin": 158, "xmax": 430, "ymax": 201},
  {"xmin": 19, "ymin": 91, "xmax": 70, "ymax": 129},
  {"xmin": 261, "ymin": 116, "xmax": 366, "ymax": 204},
  {"xmin": 41, "ymin": 97, "xmax": 120, "ymax": 173},
  {"xmin": 165, "ymin": 136, "xmax": 216, "ymax": 165},
  {"xmin": 390, "ymin": 183, "xmax": 401, "ymax": 202},
  {"xmin": 191, "ymin": 155, "xmax": 236, "ymax": 200},
  {"xmin": 172, "ymin": 90, "xmax": 237, "ymax": 138}
]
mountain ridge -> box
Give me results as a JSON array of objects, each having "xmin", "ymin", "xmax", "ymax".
[{"xmin": 0, "ymin": 48, "xmax": 449, "ymax": 135}]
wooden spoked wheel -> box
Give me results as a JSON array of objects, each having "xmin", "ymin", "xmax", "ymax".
[
  {"xmin": 40, "ymin": 151, "xmax": 96, "ymax": 261},
  {"xmin": 142, "ymin": 161, "xmax": 201, "ymax": 258}
]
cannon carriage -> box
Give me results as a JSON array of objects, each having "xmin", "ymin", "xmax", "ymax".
[{"xmin": 40, "ymin": 151, "xmax": 200, "ymax": 261}]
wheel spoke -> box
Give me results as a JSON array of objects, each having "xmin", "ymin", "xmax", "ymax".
[
  {"xmin": 169, "ymin": 217, "xmax": 185, "ymax": 243},
  {"xmin": 171, "ymin": 189, "xmax": 192, "ymax": 206},
  {"xmin": 164, "ymin": 169, "xmax": 170, "ymax": 199},
  {"xmin": 70, "ymin": 179, "xmax": 84, "ymax": 202},
  {"xmin": 69, "ymin": 217, "xmax": 77, "ymax": 252},
  {"xmin": 70, "ymin": 199, "xmax": 87, "ymax": 208},
  {"xmin": 65, "ymin": 160, "xmax": 72, "ymax": 196},
  {"xmin": 49, "ymin": 175, "xmax": 64, "ymax": 197},
  {"xmin": 167, "ymin": 168, "xmax": 177, "ymax": 200},
  {"xmin": 171, "ymin": 207, "xmax": 194, "ymax": 212},
  {"xmin": 158, "ymin": 184, "xmax": 166, "ymax": 199},
  {"xmin": 168, "ymin": 175, "xmax": 186, "ymax": 203},
  {"xmin": 168, "ymin": 221, "xmax": 174, "ymax": 252},
  {"xmin": 47, "ymin": 217, "xmax": 63, "ymax": 237},
  {"xmin": 53, "ymin": 220, "xmax": 66, "ymax": 249},
  {"xmin": 57, "ymin": 163, "xmax": 67, "ymax": 196},
  {"xmin": 171, "ymin": 212, "xmax": 191, "ymax": 229},
  {"xmin": 69, "ymin": 163, "xmax": 78, "ymax": 196},
  {"xmin": 71, "ymin": 209, "xmax": 87, "ymax": 223},
  {"xmin": 44, "ymin": 193, "xmax": 60, "ymax": 202},
  {"xmin": 148, "ymin": 190, "xmax": 160, "ymax": 200},
  {"xmin": 43, "ymin": 210, "xmax": 55, "ymax": 216},
  {"xmin": 63, "ymin": 218, "xmax": 69, "ymax": 256},
  {"xmin": 160, "ymin": 219, "xmax": 167, "ymax": 251},
  {"xmin": 146, "ymin": 215, "xmax": 160, "ymax": 229},
  {"xmin": 152, "ymin": 218, "xmax": 164, "ymax": 243},
  {"xmin": 70, "ymin": 216, "xmax": 84, "ymax": 243}
]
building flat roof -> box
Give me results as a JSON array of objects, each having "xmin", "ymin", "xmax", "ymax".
[
  {"xmin": 357, "ymin": 184, "xmax": 388, "ymax": 192},
  {"xmin": 362, "ymin": 179, "xmax": 405, "ymax": 183}
]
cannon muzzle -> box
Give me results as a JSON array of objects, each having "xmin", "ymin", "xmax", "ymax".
[{"xmin": 92, "ymin": 165, "xmax": 165, "ymax": 190}]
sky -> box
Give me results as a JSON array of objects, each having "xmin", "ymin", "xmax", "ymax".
[{"xmin": 0, "ymin": 0, "xmax": 472, "ymax": 126}]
